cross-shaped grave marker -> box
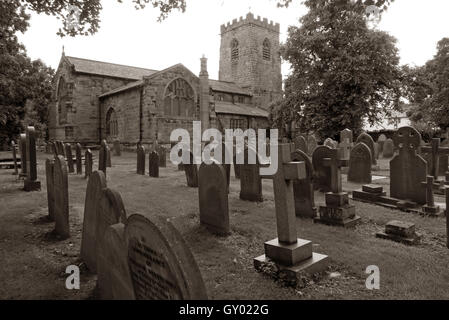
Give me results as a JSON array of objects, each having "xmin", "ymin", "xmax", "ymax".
[
  {"xmin": 421, "ymin": 138, "xmax": 449, "ymax": 181},
  {"xmin": 421, "ymin": 175, "xmax": 441, "ymax": 216},
  {"xmin": 254, "ymin": 144, "xmax": 328, "ymax": 278},
  {"xmin": 323, "ymin": 148, "xmax": 348, "ymax": 194}
]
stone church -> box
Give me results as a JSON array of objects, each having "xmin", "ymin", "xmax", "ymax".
[{"xmin": 48, "ymin": 13, "xmax": 282, "ymax": 146}]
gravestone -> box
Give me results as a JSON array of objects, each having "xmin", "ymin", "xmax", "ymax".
[
  {"xmin": 53, "ymin": 155, "xmax": 69, "ymax": 239},
  {"xmin": 376, "ymin": 220, "xmax": 420, "ymax": 245},
  {"xmin": 312, "ymin": 145, "xmax": 333, "ymax": 192},
  {"xmin": 439, "ymin": 139, "xmax": 449, "ymax": 175},
  {"xmin": 377, "ymin": 134, "xmax": 387, "ymax": 155},
  {"xmin": 97, "ymin": 223, "xmax": 135, "ymax": 300},
  {"xmin": 198, "ymin": 161, "xmax": 230, "ymax": 235},
  {"xmin": 254, "ymin": 144, "xmax": 328, "ymax": 281},
  {"xmin": 75, "ymin": 143, "xmax": 82, "ymax": 175},
  {"xmin": 11, "ymin": 141, "xmax": 18, "ymax": 175},
  {"xmin": 49, "ymin": 141, "xmax": 57, "ymax": 157},
  {"xmin": 339, "ymin": 128, "xmax": 353, "ymax": 160},
  {"xmin": 113, "ymin": 139, "xmax": 121, "ymax": 156},
  {"xmin": 347, "ymin": 142, "xmax": 372, "ymax": 184},
  {"xmin": 184, "ymin": 151, "xmax": 198, "ymax": 187},
  {"xmin": 390, "ymin": 126, "xmax": 427, "ymax": 205},
  {"xmin": 157, "ymin": 146, "xmax": 167, "ymax": 168},
  {"xmin": 45, "ymin": 159, "xmax": 55, "ymax": 221},
  {"xmin": 446, "ymin": 186, "xmax": 449, "ymax": 249},
  {"xmin": 233, "ymin": 150, "xmax": 242, "ymax": 179},
  {"xmin": 136, "ymin": 144, "xmax": 145, "ymax": 175},
  {"xmin": 19, "ymin": 134, "xmax": 27, "ymax": 177},
  {"xmin": 294, "ymin": 136, "xmax": 308, "ymax": 154},
  {"xmin": 24, "ymin": 127, "xmax": 41, "ymax": 191},
  {"xmin": 126, "ymin": 214, "xmax": 208, "ymax": 299},
  {"xmin": 383, "ymin": 138, "xmax": 394, "ymax": 158},
  {"xmin": 291, "ymin": 150, "xmax": 317, "ymax": 218},
  {"xmin": 148, "ymin": 151, "xmax": 159, "ymax": 178},
  {"xmin": 239, "ymin": 146, "xmax": 262, "ymax": 202},
  {"xmin": 307, "ymin": 136, "xmax": 317, "ymax": 156},
  {"xmin": 374, "ymin": 142, "xmax": 380, "ymax": 160},
  {"xmin": 99, "ymin": 140, "xmax": 107, "ymax": 175},
  {"xmin": 324, "ymin": 138, "xmax": 337, "ymax": 149},
  {"xmin": 58, "ymin": 141, "xmax": 66, "ymax": 157},
  {"xmin": 356, "ymin": 132, "xmax": 376, "ymax": 165},
  {"xmin": 421, "ymin": 176, "xmax": 441, "ymax": 216},
  {"xmin": 85, "ymin": 149, "xmax": 93, "ymax": 178},
  {"xmin": 65, "ymin": 143, "xmax": 75, "ymax": 173},
  {"xmin": 80, "ymin": 170, "xmax": 107, "ymax": 272},
  {"xmin": 421, "ymin": 138, "xmax": 449, "ymax": 180},
  {"xmin": 106, "ymin": 144, "xmax": 112, "ymax": 168}
]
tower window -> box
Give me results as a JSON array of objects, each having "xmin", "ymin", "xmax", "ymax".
[
  {"xmin": 231, "ymin": 39, "xmax": 239, "ymax": 63},
  {"xmin": 263, "ymin": 38, "xmax": 271, "ymax": 61}
]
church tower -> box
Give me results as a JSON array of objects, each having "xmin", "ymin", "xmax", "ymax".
[{"xmin": 219, "ymin": 13, "xmax": 282, "ymax": 110}]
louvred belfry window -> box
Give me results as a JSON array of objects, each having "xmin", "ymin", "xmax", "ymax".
[
  {"xmin": 263, "ymin": 38, "xmax": 271, "ymax": 61},
  {"xmin": 231, "ymin": 38, "xmax": 239, "ymax": 63}
]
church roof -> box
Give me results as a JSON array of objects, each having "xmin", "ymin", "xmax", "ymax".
[
  {"xmin": 214, "ymin": 101, "xmax": 269, "ymax": 118},
  {"xmin": 209, "ymin": 79, "xmax": 252, "ymax": 96},
  {"xmin": 65, "ymin": 56, "xmax": 157, "ymax": 80}
]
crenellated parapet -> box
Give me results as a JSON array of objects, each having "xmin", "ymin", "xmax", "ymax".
[{"xmin": 220, "ymin": 12, "xmax": 280, "ymax": 34}]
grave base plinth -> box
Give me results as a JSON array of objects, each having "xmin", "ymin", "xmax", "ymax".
[
  {"xmin": 376, "ymin": 232, "xmax": 420, "ymax": 245},
  {"xmin": 264, "ymin": 238, "xmax": 312, "ymax": 266},
  {"xmin": 24, "ymin": 179, "xmax": 41, "ymax": 191},
  {"xmin": 422, "ymin": 205, "xmax": 441, "ymax": 216},
  {"xmin": 316, "ymin": 192, "xmax": 360, "ymax": 227},
  {"xmin": 376, "ymin": 220, "xmax": 420, "ymax": 245}
]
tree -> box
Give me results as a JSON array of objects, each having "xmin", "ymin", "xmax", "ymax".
[
  {"xmin": 272, "ymin": 0, "xmax": 401, "ymax": 140},
  {"xmin": 405, "ymin": 38, "xmax": 449, "ymax": 132}
]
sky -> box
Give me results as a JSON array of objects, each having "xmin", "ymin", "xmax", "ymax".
[{"xmin": 17, "ymin": 0, "xmax": 449, "ymax": 80}]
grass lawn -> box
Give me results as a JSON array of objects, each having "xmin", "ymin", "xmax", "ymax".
[{"xmin": 0, "ymin": 151, "xmax": 448, "ymax": 300}]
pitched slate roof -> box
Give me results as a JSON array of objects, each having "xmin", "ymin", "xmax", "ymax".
[
  {"xmin": 209, "ymin": 79, "xmax": 252, "ymax": 96},
  {"xmin": 214, "ymin": 101, "xmax": 269, "ymax": 118},
  {"xmin": 65, "ymin": 56, "xmax": 157, "ymax": 80}
]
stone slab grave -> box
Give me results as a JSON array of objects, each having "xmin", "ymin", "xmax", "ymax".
[
  {"xmin": 382, "ymin": 138, "xmax": 395, "ymax": 158},
  {"xmin": 312, "ymin": 145, "xmax": 333, "ymax": 192},
  {"xmin": 356, "ymin": 132, "xmax": 377, "ymax": 167},
  {"xmin": 98, "ymin": 140, "xmax": 108, "ymax": 175},
  {"xmin": 113, "ymin": 139, "xmax": 121, "ymax": 156},
  {"xmin": 136, "ymin": 144, "xmax": 146, "ymax": 175},
  {"xmin": 294, "ymin": 135, "xmax": 308, "ymax": 154},
  {"xmin": 254, "ymin": 144, "xmax": 328, "ymax": 284},
  {"xmin": 315, "ymin": 148, "xmax": 360, "ymax": 227},
  {"xmin": 126, "ymin": 214, "xmax": 208, "ymax": 299},
  {"xmin": 65, "ymin": 143, "xmax": 75, "ymax": 173},
  {"xmin": 53, "ymin": 155, "xmax": 70, "ymax": 239},
  {"xmin": 291, "ymin": 149, "xmax": 317, "ymax": 218},
  {"xmin": 421, "ymin": 138, "xmax": 449, "ymax": 182},
  {"xmin": 184, "ymin": 151, "xmax": 198, "ymax": 187},
  {"xmin": 390, "ymin": 126, "xmax": 427, "ymax": 206},
  {"xmin": 24, "ymin": 126, "xmax": 41, "ymax": 191},
  {"xmin": 420, "ymin": 176, "xmax": 441, "ymax": 216},
  {"xmin": 198, "ymin": 161, "xmax": 230, "ymax": 235},
  {"xmin": 347, "ymin": 142, "xmax": 372, "ymax": 184},
  {"xmin": 80, "ymin": 171, "xmax": 107, "ymax": 272},
  {"xmin": 75, "ymin": 143, "xmax": 82, "ymax": 175},
  {"xmin": 85, "ymin": 149, "xmax": 93, "ymax": 178},
  {"xmin": 148, "ymin": 151, "xmax": 159, "ymax": 178},
  {"xmin": 239, "ymin": 146, "xmax": 263, "ymax": 202},
  {"xmin": 19, "ymin": 134, "xmax": 27, "ymax": 178},
  {"xmin": 45, "ymin": 159, "xmax": 55, "ymax": 221},
  {"xmin": 376, "ymin": 220, "xmax": 421, "ymax": 245}
]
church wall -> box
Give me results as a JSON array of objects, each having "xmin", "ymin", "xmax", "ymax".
[{"xmin": 217, "ymin": 114, "xmax": 269, "ymax": 132}]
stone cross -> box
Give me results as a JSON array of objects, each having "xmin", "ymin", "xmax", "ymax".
[
  {"xmin": 421, "ymin": 175, "xmax": 440, "ymax": 215},
  {"xmin": 421, "ymin": 138, "xmax": 449, "ymax": 180},
  {"xmin": 323, "ymin": 148, "xmax": 348, "ymax": 194},
  {"xmin": 260, "ymin": 144, "xmax": 306, "ymax": 244}
]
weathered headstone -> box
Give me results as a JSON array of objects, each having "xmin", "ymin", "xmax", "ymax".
[
  {"xmin": 356, "ymin": 132, "xmax": 376, "ymax": 165},
  {"xmin": 106, "ymin": 144, "xmax": 112, "ymax": 168},
  {"xmin": 136, "ymin": 144, "xmax": 145, "ymax": 175},
  {"xmin": 377, "ymin": 134, "xmax": 387, "ymax": 155},
  {"xmin": 376, "ymin": 220, "xmax": 420, "ymax": 245},
  {"xmin": 45, "ymin": 158, "xmax": 55, "ymax": 221},
  {"xmin": 383, "ymin": 138, "xmax": 394, "ymax": 158},
  {"xmin": 80, "ymin": 171, "xmax": 107, "ymax": 272},
  {"xmin": 113, "ymin": 139, "xmax": 121, "ymax": 156},
  {"xmin": 75, "ymin": 143, "xmax": 82, "ymax": 175},
  {"xmin": 339, "ymin": 128, "xmax": 353, "ymax": 160},
  {"xmin": 421, "ymin": 176, "xmax": 441, "ymax": 216},
  {"xmin": 324, "ymin": 138, "xmax": 337, "ymax": 149},
  {"xmin": 65, "ymin": 143, "xmax": 75, "ymax": 173},
  {"xmin": 312, "ymin": 145, "xmax": 333, "ymax": 192},
  {"xmin": 157, "ymin": 146, "xmax": 166, "ymax": 168},
  {"xmin": 198, "ymin": 161, "xmax": 230, "ymax": 235},
  {"xmin": 307, "ymin": 136, "xmax": 317, "ymax": 156},
  {"xmin": 390, "ymin": 126, "xmax": 427, "ymax": 205},
  {"xmin": 291, "ymin": 150, "xmax": 316, "ymax": 218},
  {"xmin": 239, "ymin": 146, "xmax": 262, "ymax": 202},
  {"xmin": 24, "ymin": 127, "xmax": 41, "ymax": 191},
  {"xmin": 374, "ymin": 142, "xmax": 380, "ymax": 160},
  {"xmin": 148, "ymin": 151, "xmax": 159, "ymax": 178},
  {"xmin": 53, "ymin": 155, "xmax": 69, "ymax": 239},
  {"xmin": 294, "ymin": 136, "xmax": 308, "ymax": 154},
  {"xmin": 446, "ymin": 186, "xmax": 449, "ymax": 249},
  {"xmin": 347, "ymin": 142, "xmax": 372, "ymax": 184},
  {"xmin": 85, "ymin": 149, "xmax": 93, "ymax": 178},
  {"xmin": 184, "ymin": 151, "xmax": 198, "ymax": 187},
  {"xmin": 97, "ymin": 223, "xmax": 135, "ymax": 300},
  {"xmin": 126, "ymin": 214, "xmax": 208, "ymax": 299},
  {"xmin": 11, "ymin": 141, "xmax": 18, "ymax": 175},
  {"xmin": 99, "ymin": 140, "xmax": 107, "ymax": 175},
  {"xmin": 254, "ymin": 144, "xmax": 328, "ymax": 280},
  {"xmin": 19, "ymin": 134, "xmax": 27, "ymax": 178}
]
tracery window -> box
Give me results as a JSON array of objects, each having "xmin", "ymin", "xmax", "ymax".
[
  {"xmin": 106, "ymin": 108, "xmax": 118, "ymax": 137},
  {"xmin": 163, "ymin": 78, "xmax": 195, "ymax": 117}
]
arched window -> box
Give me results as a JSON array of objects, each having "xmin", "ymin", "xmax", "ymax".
[
  {"xmin": 163, "ymin": 78, "xmax": 195, "ymax": 117},
  {"xmin": 231, "ymin": 38, "xmax": 239, "ymax": 63},
  {"xmin": 263, "ymin": 38, "xmax": 271, "ymax": 61},
  {"xmin": 106, "ymin": 108, "xmax": 118, "ymax": 137},
  {"xmin": 57, "ymin": 77, "xmax": 66, "ymax": 123}
]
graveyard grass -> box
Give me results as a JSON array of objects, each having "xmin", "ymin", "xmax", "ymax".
[{"xmin": 0, "ymin": 151, "xmax": 448, "ymax": 299}]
